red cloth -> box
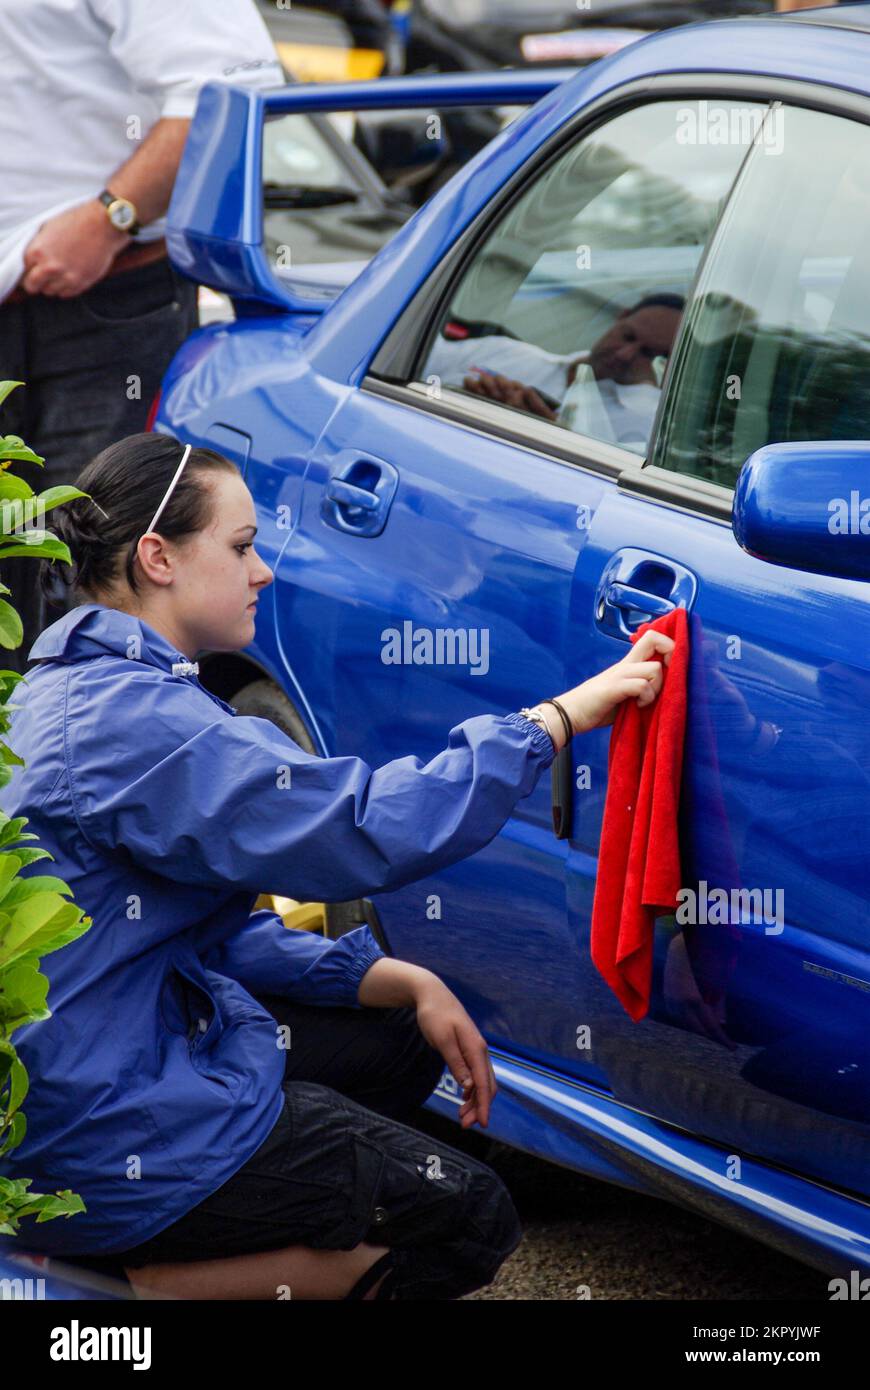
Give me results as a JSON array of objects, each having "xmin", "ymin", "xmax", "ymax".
[{"xmin": 590, "ymin": 607, "xmax": 689, "ymax": 1021}]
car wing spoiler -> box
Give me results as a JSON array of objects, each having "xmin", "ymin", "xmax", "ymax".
[{"xmin": 166, "ymin": 70, "xmax": 577, "ymax": 316}]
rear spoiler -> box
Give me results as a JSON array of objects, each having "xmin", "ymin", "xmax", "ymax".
[{"xmin": 166, "ymin": 69, "xmax": 577, "ymax": 316}]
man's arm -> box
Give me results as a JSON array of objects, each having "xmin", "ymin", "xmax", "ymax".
[{"xmin": 21, "ymin": 117, "xmax": 190, "ymax": 298}]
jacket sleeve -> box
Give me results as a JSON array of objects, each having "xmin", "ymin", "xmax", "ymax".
[
  {"xmin": 201, "ymin": 912, "xmax": 386, "ymax": 1009},
  {"xmin": 71, "ymin": 690, "xmax": 556, "ymax": 900}
]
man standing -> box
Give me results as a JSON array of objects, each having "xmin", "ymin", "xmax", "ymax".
[{"xmin": 0, "ymin": 0, "xmax": 284, "ymax": 673}]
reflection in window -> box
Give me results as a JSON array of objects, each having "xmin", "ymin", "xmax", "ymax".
[
  {"xmin": 420, "ymin": 101, "xmax": 755, "ymax": 454},
  {"xmin": 653, "ymin": 106, "xmax": 870, "ymax": 488}
]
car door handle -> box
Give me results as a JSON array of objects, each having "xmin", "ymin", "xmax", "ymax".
[
  {"xmin": 320, "ymin": 451, "xmax": 399, "ymax": 538},
  {"xmin": 594, "ymin": 548, "xmax": 697, "ymax": 641},
  {"xmin": 605, "ymin": 582, "xmax": 675, "ymax": 619},
  {"xmin": 325, "ymin": 478, "xmax": 380, "ymax": 512}
]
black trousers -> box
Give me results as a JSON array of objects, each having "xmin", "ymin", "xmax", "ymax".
[
  {"xmin": 74, "ymin": 996, "xmax": 522, "ymax": 1301},
  {"xmin": 0, "ymin": 258, "xmax": 199, "ymax": 674}
]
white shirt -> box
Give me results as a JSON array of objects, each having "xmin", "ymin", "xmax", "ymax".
[
  {"xmin": 0, "ymin": 0, "xmax": 284, "ymax": 301},
  {"xmin": 426, "ymin": 332, "xmax": 661, "ymax": 453}
]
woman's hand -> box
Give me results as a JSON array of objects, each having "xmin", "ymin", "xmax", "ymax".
[
  {"xmin": 413, "ymin": 975, "xmax": 497, "ymax": 1129},
  {"xmin": 356, "ymin": 959, "xmax": 496, "ymax": 1128},
  {"xmin": 536, "ymin": 628, "xmax": 676, "ymax": 744}
]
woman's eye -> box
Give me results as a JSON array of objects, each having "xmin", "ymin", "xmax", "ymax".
[{"xmin": 235, "ymin": 543, "xmax": 252, "ymax": 555}]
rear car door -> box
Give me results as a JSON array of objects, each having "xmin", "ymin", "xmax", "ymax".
[{"xmin": 280, "ymin": 96, "xmax": 751, "ymax": 1075}]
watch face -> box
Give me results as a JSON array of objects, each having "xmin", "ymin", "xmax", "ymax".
[{"xmin": 109, "ymin": 200, "xmax": 135, "ymax": 230}]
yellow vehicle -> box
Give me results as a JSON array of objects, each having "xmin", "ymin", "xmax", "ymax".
[{"xmin": 256, "ymin": 0, "xmax": 407, "ymax": 84}]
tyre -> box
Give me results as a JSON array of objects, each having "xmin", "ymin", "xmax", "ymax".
[{"xmin": 230, "ymin": 678, "xmax": 372, "ymax": 941}]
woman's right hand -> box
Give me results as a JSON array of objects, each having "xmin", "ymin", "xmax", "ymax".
[{"xmin": 536, "ymin": 628, "xmax": 676, "ymax": 747}]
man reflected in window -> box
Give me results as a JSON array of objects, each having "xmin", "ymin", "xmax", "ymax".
[{"xmin": 426, "ymin": 292, "xmax": 685, "ymax": 453}]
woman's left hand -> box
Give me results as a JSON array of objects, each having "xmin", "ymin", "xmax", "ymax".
[{"xmin": 414, "ymin": 976, "xmax": 497, "ymax": 1129}]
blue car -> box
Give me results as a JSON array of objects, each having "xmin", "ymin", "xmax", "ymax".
[{"xmin": 152, "ymin": 3, "xmax": 870, "ymax": 1280}]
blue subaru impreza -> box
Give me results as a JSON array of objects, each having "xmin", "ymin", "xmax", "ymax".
[{"xmin": 145, "ymin": 3, "xmax": 870, "ymax": 1280}]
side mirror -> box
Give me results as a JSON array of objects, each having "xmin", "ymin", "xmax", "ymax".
[{"xmin": 732, "ymin": 441, "xmax": 870, "ymax": 581}]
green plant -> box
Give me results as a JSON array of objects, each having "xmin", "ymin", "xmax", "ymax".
[{"xmin": 0, "ymin": 380, "xmax": 93, "ymax": 1236}]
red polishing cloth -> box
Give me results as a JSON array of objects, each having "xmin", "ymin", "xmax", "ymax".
[{"xmin": 590, "ymin": 607, "xmax": 689, "ymax": 1021}]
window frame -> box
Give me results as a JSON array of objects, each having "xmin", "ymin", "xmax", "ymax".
[{"xmin": 365, "ymin": 72, "xmax": 870, "ymax": 525}]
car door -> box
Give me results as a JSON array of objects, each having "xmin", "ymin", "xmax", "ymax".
[
  {"xmin": 567, "ymin": 97, "xmax": 870, "ymax": 1198},
  {"xmin": 276, "ymin": 96, "xmax": 751, "ymax": 1075}
]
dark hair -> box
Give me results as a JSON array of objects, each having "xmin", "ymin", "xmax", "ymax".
[
  {"xmin": 40, "ymin": 433, "xmax": 238, "ymax": 606},
  {"xmin": 628, "ymin": 292, "xmax": 686, "ymax": 316}
]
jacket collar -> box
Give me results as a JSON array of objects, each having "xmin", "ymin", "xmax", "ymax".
[
  {"xmin": 28, "ymin": 603, "xmax": 198, "ymax": 674},
  {"xmin": 28, "ymin": 604, "xmax": 239, "ymax": 713}
]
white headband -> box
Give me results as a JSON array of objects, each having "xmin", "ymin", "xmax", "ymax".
[{"xmin": 144, "ymin": 443, "xmax": 192, "ymax": 537}]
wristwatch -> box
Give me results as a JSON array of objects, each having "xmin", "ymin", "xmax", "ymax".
[{"xmin": 98, "ymin": 188, "xmax": 140, "ymax": 237}]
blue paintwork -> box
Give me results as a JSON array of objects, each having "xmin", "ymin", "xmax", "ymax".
[
  {"xmin": 157, "ymin": 7, "xmax": 870, "ymax": 1278},
  {"xmin": 734, "ymin": 441, "xmax": 870, "ymax": 580}
]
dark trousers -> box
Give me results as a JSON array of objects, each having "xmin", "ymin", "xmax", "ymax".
[
  {"xmin": 77, "ymin": 996, "xmax": 522, "ymax": 1301},
  {"xmin": 0, "ymin": 259, "xmax": 199, "ymax": 674}
]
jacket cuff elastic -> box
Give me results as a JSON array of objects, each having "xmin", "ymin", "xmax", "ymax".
[
  {"xmin": 503, "ymin": 709, "xmax": 558, "ymax": 766},
  {"xmin": 341, "ymin": 927, "xmax": 388, "ymax": 1007}
]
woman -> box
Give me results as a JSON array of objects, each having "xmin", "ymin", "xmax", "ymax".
[{"xmin": 2, "ymin": 433, "xmax": 673, "ymax": 1300}]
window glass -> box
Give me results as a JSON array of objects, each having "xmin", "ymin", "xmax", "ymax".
[
  {"xmin": 263, "ymin": 112, "xmax": 349, "ymax": 192},
  {"xmin": 652, "ymin": 105, "xmax": 870, "ymax": 487},
  {"xmin": 419, "ymin": 100, "xmax": 756, "ymax": 455}
]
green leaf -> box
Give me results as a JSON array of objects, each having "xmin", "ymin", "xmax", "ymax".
[
  {"xmin": 0, "ymin": 443, "xmax": 43, "ymax": 466},
  {"xmin": 0, "ymin": 897, "xmax": 91, "ymax": 969},
  {"xmin": 0, "ymin": 475, "xmax": 34, "ymax": 503},
  {"xmin": 0, "ymin": 1039, "xmax": 13, "ymax": 1087},
  {"xmin": 0, "ymin": 382, "xmax": 23, "ymax": 410},
  {"xmin": 0, "ymin": 537, "xmax": 69, "ymax": 562},
  {"xmin": 0, "ymin": 874, "xmax": 72, "ymax": 909},
  {"xmin": 0, "ymin": 600, "xmax": 22, "ymax": 650},
  {"xmin": 0, "ymin": 854, "xmax": 21, "ymax": 891},
  {"xmin": 0, "ymin": 742, "xmax": 25, "ymax": 767},
  {"xmin": 0, "ymin": 963, "xmax": 49, "ymax": 1038},
  {"xmin": 11, "ymin": 847, "xmax": 53, "ymax": 869},
  {"xmin": 35, "ymin": 485, "xmax": 88, "ymax": 512},
  {"xmin": 0, "ymin": 817, "xmax": 29, "ymax": 847},
  {"xmin": 0, "ymin": 1110, "xmax": 25, "ymax": 1155}
]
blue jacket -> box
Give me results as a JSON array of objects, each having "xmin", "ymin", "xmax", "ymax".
[{"xmin": 0, "ymin": 603, "xmax": 554, "ymax": 1255}]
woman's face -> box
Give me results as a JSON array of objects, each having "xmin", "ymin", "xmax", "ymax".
[{"xmin": 137, "ymin": 468, "xmax": 274, "ymax": 655}]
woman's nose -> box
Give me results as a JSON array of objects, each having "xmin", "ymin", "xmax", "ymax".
[{"xmin": 253, "ymin": 551, "xmax": 274, "ymax": 587}]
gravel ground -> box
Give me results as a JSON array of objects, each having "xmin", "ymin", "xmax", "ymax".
[{"xmin": 413, "ymin": 1112, "xmax": 826, "ymax": 1302}]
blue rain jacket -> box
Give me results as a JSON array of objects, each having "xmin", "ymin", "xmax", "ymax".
[{"xmin": 0, "ymin": 603, "xmax": 554, "ymax": 1255}]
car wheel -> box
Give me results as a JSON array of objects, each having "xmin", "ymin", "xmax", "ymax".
[{"xmin": 231, "ymin": 678, "xmax": 369, "ymax": 940}]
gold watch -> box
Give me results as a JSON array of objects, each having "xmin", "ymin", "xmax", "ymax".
[{"xmin": 98, "ymin": 188, "xmax": 140, "ymax": 237}]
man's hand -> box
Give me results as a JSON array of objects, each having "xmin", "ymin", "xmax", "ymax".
[
  {"xmin": 21, "ymin": 199, "xmax": 131, "ymax": 298},
  {"xmin": 463, "ymin": 369, "xmax": 557, "ymax": 420}
]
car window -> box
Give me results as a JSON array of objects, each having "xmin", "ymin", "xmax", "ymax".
[
  {"xmin": 263, "ymin": 112, "xmax": 350, "ymax": 192},
  {"xmin": 651, "ymin": 104, "xmax": 870, "ymax": 488},
  {"xmin": 418, "ymin": 100, "xmax": 757, "ymax": 455}
]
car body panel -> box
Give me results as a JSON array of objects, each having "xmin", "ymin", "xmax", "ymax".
[{"xmin": 157, "ymin": 9, "xmax": 870, "ymax": 1273}]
